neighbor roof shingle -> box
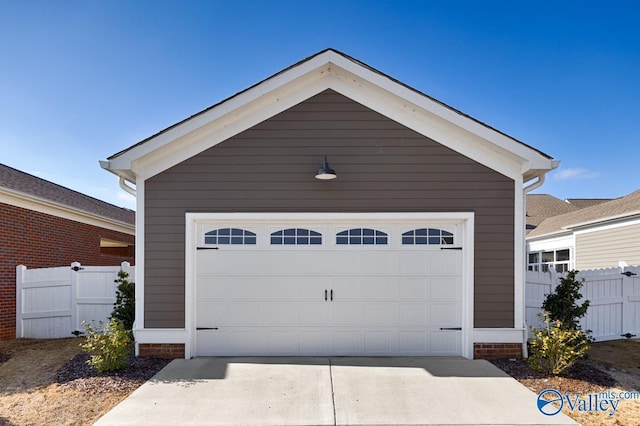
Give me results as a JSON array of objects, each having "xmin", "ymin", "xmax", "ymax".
[
  {"xmin": 526, "ymin": 194, "xmax": 579, "ymax": 230},
  {"xmin": 0, "ymin": 163, "xmax": 135, "ymax": 226},
  {"xmin": 527, "ymin": 190, "xmax": 640, "ymax": 238}
]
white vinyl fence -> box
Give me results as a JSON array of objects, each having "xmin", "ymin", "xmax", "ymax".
[
  {"xmin": 526, "ymin": 266, "xmax": 640, "ymax": 341},
  {"xmin": 16, "ymin": 261, "xmax": 135, "ymax": 338}
]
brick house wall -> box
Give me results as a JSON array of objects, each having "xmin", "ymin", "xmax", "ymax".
[{"xmin": 0, "ymin": 202, "xmax": 135, "ymax": 339}]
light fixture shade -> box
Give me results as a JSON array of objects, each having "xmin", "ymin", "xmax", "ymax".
[{"xmin": 315, "ymin": 156, "xmax": 337, "ymax": 180}]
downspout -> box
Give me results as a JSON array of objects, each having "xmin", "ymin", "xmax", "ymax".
[
  {"xmin": 523, "ymin": 173, "xmax": 545, "ymax": 194},
  {"xmin": 119, "ymin": 176, "xmax": 137, "ymax": 197},
  {"xmin": 520, "ymin": 173, "xmax": 546, "ymax": 359}
]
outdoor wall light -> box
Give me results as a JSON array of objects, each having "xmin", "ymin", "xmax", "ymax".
[{"xmin": 315, "ymin": 156, "xmax": 337, "ymax": 180}]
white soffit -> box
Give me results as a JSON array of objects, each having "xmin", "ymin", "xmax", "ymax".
[{"xmin": 107, "ymin": 50, "xmax": 555, "ymax": 181}]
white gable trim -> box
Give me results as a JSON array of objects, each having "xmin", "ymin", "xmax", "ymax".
[{"xmin": 106, "ymin": 50, "xmax": 555, "ymax": 182}]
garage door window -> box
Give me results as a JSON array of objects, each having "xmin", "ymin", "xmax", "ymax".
[
  {"xmin": 402, "ymin": 228, "xmax": 454, "ymax": 245},
  {"xmin": 271, "ymin": 228, "xmax": 322, "ymax": 245},
  {"xmin": 336, "ymin": 228, "xmax": 388, "ymax": 245},
  {"xmin": 204, "ymin": 228, "xmax": 256, "ymax": 245}
]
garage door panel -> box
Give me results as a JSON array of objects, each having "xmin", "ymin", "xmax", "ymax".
[
  {"xmin": 430, "ymin": 330, "xmax": 462, "ymax": 355},
  {"xmin": 333, "ymin": 303, "xmax": 364, "ymax": 326},
  {"xmin": 430, "ymin": 251, "xmax": 462, "ymax": 276},
  {"xmin": 262, "ymin": 302, "xmax": 299, "ymax": 325},
  {"xmin": 197, "ymin": 301, "xmax": 227, "ymax": 325},
  {"xmin": 331, "ymin": 277, "xmax": 363, "ymax": 299},
  {"xmin": 399, "ymin": 303, "xmax": 427, "ymax": 326},
  {"xmin": 398, "ymin": 252, "xmax": 428, "ymax": 275},
  {"xmin": 333, "ymin": 331, "xmax": 363, "ymax": 354},
  {"xmin": 300, "ymin": 330, "xmax": 330, "ymax": 354},
  {"xmin": 399, "ymin": 278, "xmax": 428, "ymax": 300},
  {"xmin": 363, "ymin": 277, "xmax": 392, "ymax": 300},
  {"xmin": 399, "ymin": 331, "xmax": 427, "ymax": 353},
  {"xmin": 429, "ymin": 277, "xmax": 462, "ymax": 301},
  {"xmin": 364, "ymin": 302, "xmax": 393, "ymax": 326},
  {"xmin": 227, "ymin": 302, "xmax": 262, "ymax": 325},
  {"xmin": 298, "ymin": 302, "xmax": 331, "ymax": 326},
  {"xmin": 362, "ymin": 252, "xmax": 395, "ymax": 274},
  {"xmin": 195, "ymin": 219, "xmax": 464, "ymax": 356},
  {"xmin": 429, "ymin": 302, "xmax": 461, "ymax": 327},
  {"xmin": 197, "ymin": 276, "xmax": 228, "ymax": 299},
  {"xmin": 364, "ymin": 331, "xmax": 391, "ymax": 353}
]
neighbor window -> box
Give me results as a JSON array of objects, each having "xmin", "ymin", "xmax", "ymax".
[
  {"xmin": 205, "ymin": 228, "xmax": 256, "ymax": 245},
  {"xmin": 402, "ymin": 228, "xmax": 454, "ymax": 245},
  {"xmin": 270, "ymin": 228, "xmax": 322, "ymax": 245},
  {"xmin": 336, "ymin": 228, "xmax": 387, "ymax": 245},
  {"xmin": 527, "ymin": 248, "xmax": 571, "ymax": 272}
]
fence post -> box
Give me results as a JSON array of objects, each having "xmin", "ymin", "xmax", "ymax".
[
  {"xmin": 70, "ymin": 262, "xmax": 81, "ymax": 335},
  {"xmin": 15, "ymin": 265, "xmax": 26, "ymax": 338}
]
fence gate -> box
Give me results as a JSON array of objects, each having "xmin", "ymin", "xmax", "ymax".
[
  {"xmin": 15, "ymin": 262, "xmax": 135, "ymax": 339},
  {"xmin": 526, "ymin": 267, "xmax": 640, "ymax": 341}
]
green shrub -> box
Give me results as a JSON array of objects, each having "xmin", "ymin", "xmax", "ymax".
[
  {"xmin": 528, "ymin": 313, "xmax": 591, "ymax": 375},
  {"xmin": 542, "ymin": 270, "xmax": 590, "ymax": 330},
  {"xmin": 110, "ymin": 270, "xmax": 135, "ymax": 331},
  {"xmin": 81, "ymin": 318, "xmax": 132, "ymax": 373}
]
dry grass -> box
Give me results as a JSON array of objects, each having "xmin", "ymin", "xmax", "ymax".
[
  {"xmin": 2, "ymin": 338, "xmax": 640, "ymax": 425},
  {"xmin": 0, "ymin": 338, "xmax": 130, "ymax": 426}
]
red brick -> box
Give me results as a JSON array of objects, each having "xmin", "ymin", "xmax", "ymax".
[
  {"xmin": 473, "ymin": 343, "xmax": 522, "ymax": 359},
  {"xmin": 1, "ymin": 202, "xmax": 135, "ymax": 339}
]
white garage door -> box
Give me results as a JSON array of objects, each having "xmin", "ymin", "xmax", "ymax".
[{"xmin": 195, "ymin": 221, "xmax": 463, "ymax": 356}]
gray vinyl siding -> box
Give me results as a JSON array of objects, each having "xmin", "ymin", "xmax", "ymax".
[
  {"xmin": 145, "ymin": 89, "xmax": 515, "ymax": 328},
  {"xmin": 576, "ymin": 222, "xmax": 640, "ymax": 269}
]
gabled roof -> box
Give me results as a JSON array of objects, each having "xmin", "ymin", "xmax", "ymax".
[
  {"xmin": 527, "ymin": 190, "xmax": 640, "ymax": 239},
  {"xmin": 0, "ymin": 163, "xmax": 135, "ymax": 227},
  {"xmin": 102, "ymin": 49, "xmax": 557, "ymax": 184},
  {"xmin": 526, "ymin": 194, "xmax": 579, "ymax": 230},
  {"xmin": 565, "ymin": 198, "xmax": 613, "ymax": 209}
]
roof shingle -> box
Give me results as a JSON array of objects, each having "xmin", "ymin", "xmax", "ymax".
[{"xmin": 0, "ymin": 163, "xmax": 135, "ymax": 226}]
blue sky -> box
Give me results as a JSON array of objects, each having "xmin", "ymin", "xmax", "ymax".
[{"xmin": 1, "ymin": 1, "xmax": 639, "ymax": 210}]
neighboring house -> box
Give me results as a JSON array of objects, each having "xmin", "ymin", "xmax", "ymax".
[
  {"xmin": 100, "ymin": 49, "xmax": 557, "ymax": 360},
  {"xmin": 527, "ymin": 190, "xmax": 640, "ymax": 271},
  {"xmin": 0, "ymin": 163, "xmax": 135, "ymax": 339}
]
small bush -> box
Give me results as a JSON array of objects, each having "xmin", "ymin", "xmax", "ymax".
[
  {"xmin": 110, "ymin": 270, "xmax": 135, "ymax": 331},
  {"xmin": 81, "ymin": 318, "xmax": 132, "ymax": 373},
  {"xmin": 542, "ymin": 270, "xmax": 590, "ymax": 330},
  {"xmin": 528, "ymin": 313, "xmax": 591, "ymax": 375}
]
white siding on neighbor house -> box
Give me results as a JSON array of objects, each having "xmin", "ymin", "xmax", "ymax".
[{"xmin": 575, "ymin": 222, "xmax": 640, "ymax": 269}]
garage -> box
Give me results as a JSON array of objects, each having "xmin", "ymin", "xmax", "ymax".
[{"xmin": 191, "ymin": 214, "xmax": 471, "ymax": 356}]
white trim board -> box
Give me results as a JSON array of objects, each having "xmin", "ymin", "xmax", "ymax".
[
  {"xmin": 0, "ymin": 187, "xmax": 134, "ymax": 235},
  {"xmin": 184, "ymin": 211, "xmax": 475, "ymax": 359}
]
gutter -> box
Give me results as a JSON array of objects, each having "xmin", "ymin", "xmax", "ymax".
[{"xmin": 100, "ymin": 160, "xmax": 137, "ymax": 197}]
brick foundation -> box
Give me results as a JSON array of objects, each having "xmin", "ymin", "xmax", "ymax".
[
  {"xmin": 473, "ymin": 343, "xmax": 522, "ymax": 359},
  {"xmin": 139, "ymin": 343, "xmax": 185, "ymax": 359}
]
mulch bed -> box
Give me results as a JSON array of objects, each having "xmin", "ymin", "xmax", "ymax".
[
  {"xmin": 56, "ymin": 353, "xmax": 171, "ymax": 394},
  {"xmin": 491, "ymin": 358, "xmax": 616, "ymax": 394}
]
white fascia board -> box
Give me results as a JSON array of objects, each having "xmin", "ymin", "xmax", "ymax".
[
  {"xmin": 0, "ymin": 187, "xmax": 134, "ymax": 235},
  {"xmin": 110, "ymin": 53, "xmax": 336, "ymax": 176},
  {"xmin": 109, "ymin": 50, "xmax": 554, "ymax": 182},
  {"xmin": 328, "ymin": 53, "xmax": 555, "ymax": 173},
  {"xmin": 527, "ymin": 234, "xmax": 574, "ymax": 252}
]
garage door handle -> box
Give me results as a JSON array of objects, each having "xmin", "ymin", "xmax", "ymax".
[
  {"xmin": 325, "ymin": 289, "xmax": 327, "ymax": 301},
  {"xmin": 330, "ymin": 289, "xmax": 333, "ymax": 301},
  {"xmin": 440, "ymin": 327, "xmax": 462, "ymax": 331}
]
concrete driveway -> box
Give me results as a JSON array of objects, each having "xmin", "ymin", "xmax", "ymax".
[{"xmin": 95, "ymin": 357, "xmax": 576, "ymax": 425}]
